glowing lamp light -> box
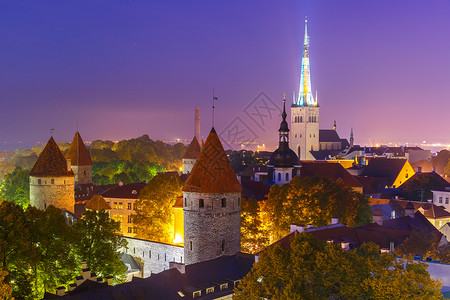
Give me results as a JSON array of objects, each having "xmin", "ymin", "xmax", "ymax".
[{"xmin": 173, "ymin": 234, "xmax": 183, "ymax": 244}]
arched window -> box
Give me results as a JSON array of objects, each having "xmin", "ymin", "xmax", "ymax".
[
  {"xmin": 286, "ymin": 173, "xmax": 289, "ymax": 182},
  {"xmin": 278, "ymin": 173, "xmax": 281, "ymax": 182}
]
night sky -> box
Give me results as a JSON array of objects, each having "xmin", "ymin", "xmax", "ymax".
[{"xmin": 1, "ymin": 1, "xmax": 449, "ymax": 151}]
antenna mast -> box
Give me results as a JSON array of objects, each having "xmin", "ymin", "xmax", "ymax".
[{"xmin": 212, "ymin": 89, "xmax": 218, "ymax": 127}]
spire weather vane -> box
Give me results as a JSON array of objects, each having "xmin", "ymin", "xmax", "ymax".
[{"xmin": 212, "ymin": 88, "xmax": 218, "ymax": 127}]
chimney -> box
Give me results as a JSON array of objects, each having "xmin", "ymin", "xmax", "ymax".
[
  {"xmin": 417, "ymin": 166, "xmax": 422, "ymax": 174},
  {"xmin": 169, "ymin": 261, "xmax": 186, "ymax": 274},
  {"xmin": 372, "ymin": 208, "xmax": 383, "ymax": 225},
  {"xmin": 66, "ymin": 159, "xmax": 71, "ymax": 172},
  {"xmin": 427, "ymin": 199, "xmax": 432, "ymax": 203},
  {"xmin": 82, "ymin": 260, "xmax": 87, "ymax": 269},
  {"xmin": 81, "ymin": 268, "xmax": 91, "ymax": 280},
  {"xmin": 55, "ymin": 287, "xmax": 66, "ymax": 296},
  {"xmin": 105, "ymin": 276, "xmax": 114, "ymax": 285},
  {"xmin": 290, "ymin": 224, "xmax": 304, "ymax": 233},
  {"xmin": 405, "ymin": 201, "xmax": 415, "ymax": 218},
  {"xmin": 341, "ymin": 241, "xmax": 350, "ymax": 250},
  {"xmin": 195, "ymin": 107, "xmax": 200, "ymax": 142},
  {"xmin": 432, "ymin": 166, "xmax": 436, "ymax": 173},
  {"xmin": 331, "ymin": 217, "xmax": 339, "ymax": 225}
]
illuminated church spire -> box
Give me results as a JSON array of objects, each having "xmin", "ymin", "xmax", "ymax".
[{"xmin": 294, "ymin": 18, "xmax": 317, "ymax": 107}]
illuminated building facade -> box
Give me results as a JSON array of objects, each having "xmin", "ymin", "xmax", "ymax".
[{"xmin": 291, "ymin": 19, "xmax": 320, "ymax": 160}]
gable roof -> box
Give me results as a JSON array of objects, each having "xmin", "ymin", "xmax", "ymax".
[
  {"xmin": 389, "ymin": 199, "xmax": 450, "ymax": 220},
  {"xmin": 30, "ymin": 137, "xmax": 74, "ymax": 177},
  {"xmin": 101, "ymin": 182, "xmax": 147, "ymax": 199},
  {"xmin": 183, "ymin": 136, "xmax": 202, "ymax": 159},
  {"xmin": 65, "ymin": 131, "xmax": 93, "ymax": 166},
  {"xmin": 399, "ymin": 172, "xmax": 450, "ymax": 191},
  {"xmin": 361, "ymin": 157, "xmax": 407, "ymax": 185},
  {"xmin": 85, "ymin": 195, "xmax": 111, "ymax": 211},
  {"xmin": 183, "ymin": 128, "xmax": 242, "ymax": 193},
  {"xmin": 299, "ymin": 161, "xmax": 363, "ymax": 188},
  {"xmin": 319, "ymin": 129, "xmax": 341, "ymax": 143}
]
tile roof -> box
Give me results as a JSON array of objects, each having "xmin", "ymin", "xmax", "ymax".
[
  {"xmin": 183, "ymin": 128, "xmax": 242, "ymax": 193},
  {"xmin": 173, "ymin": 196, "xmax": 183, "ymax": 208},
  {"xmin": 299, "ymin": 161, "xmax": 363, "ymax": 188},
  {"xmin": 65, "ymin": 131, "xmax": 93, "ymax": 166},
  {"xmin": 101, "ymin": 182, "xmax": 147, "ymax": 199},
  {"xmin": 354, "ymin": 175, "xmax": 390, "ymax": 194},
  {"xmin": 241, "ymin": 179, "xmax": 270, "ymax": 201},
  {"xmin": 319, "ymin": 129, "xmax": 341, "ymax": 143},
  {"xmin": 30, "ymin": 137, "xmax": 75, "ymax": 177},
  {"xmin": 52, "ymin": 253, "xmax": 254, "ymax": 300},
  {"xmin": 85, "ymin": 195, "xmax": 111, "ymax": 211},
  {"xmin": 399, "ymin": 172, "xmax": 450, "ymax": 190},
  {"xmin": 389, "ymin": 199, "xmax": 450, "ymax": 220},
  {"xmin": 309, "ymin": 149, "xmax": 342, "ymax": 160},
  {"xmin": 182, "ymin": 136, "xmax": 201, "ymax": 159},
  {"xmin": 361, "ymin": 157, "xmax": 408, "ymax": 186}
]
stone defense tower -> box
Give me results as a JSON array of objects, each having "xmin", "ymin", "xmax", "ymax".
[
  {"xmin": 291, "ymin": 18, "xmax": 319, "ymax": 161},
  {"xmin": 183, "ymin": 128, "xmax": 242, "ymax": 265},
  {"xmin": 65, "ymin": 131, "xmax": 93, "ymax": 187},
  {"xmin": 30, "ymin": 136, "xmax": 75, "ymax": 213},
  {"xmin": 182, "ymin": 136, "xmax": 201, "ymax": 175}
]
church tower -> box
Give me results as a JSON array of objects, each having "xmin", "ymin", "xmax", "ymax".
[
  {"xmin": 291, "ymin": 19, "xmax": 320, "ymax": 160},
  {"xmin": 30, "ymin": 137, "xmax": 75, "ymax": 213},
  {"xmin": 183, "ymin": 128, "xmax": 242, "ymax": 265},
  {"xmin": 65, "ymin": 131, "xmax": 93, "ymax": 187},
  {"xmin": 267, "ymin": 97, "xmax": 301, "ymax": 185}
]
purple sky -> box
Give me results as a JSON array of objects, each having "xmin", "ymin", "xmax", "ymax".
[{"xmin": 1, "ymin": 1, "xmax": 449, "ymax": 151}]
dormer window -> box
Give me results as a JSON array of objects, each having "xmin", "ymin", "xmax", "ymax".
[
  {"xmin": 132, "ymin": 190, "xmax": 137, "ymax": 195},
  {"xmin": 193, "ymin": 291, "xmax": 201, "ymax": 298},
  {"xmin": 220, "ymin": 283, "xmax": 228, "ymax": 290},
  {"xmin": 206, "ymin": 287, "xmax": 214, "ymax": 294}
]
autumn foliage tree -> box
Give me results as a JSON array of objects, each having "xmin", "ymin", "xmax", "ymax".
[
  {"xmin": 234, "ymin": 233, "xmax": 443, "ymax": 300},
  {"xmin": 260, "ymin": 176, "xmax": 372, "ymax": 242},
  {"xmin": 134, "ymin": 173, "xmax": 183, "ymax": 243}
]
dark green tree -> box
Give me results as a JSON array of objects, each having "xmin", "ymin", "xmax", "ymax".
[
  {"xmin": 234, "ymin": 234, "xmax": 442, "ymax": 299},
  {"xmin": 0, "ymin": 167, "xmax": 30, "ymax": 207},
  {"xmin": 261, "ymin": 176, "xmax": 372, "ymax": 242},
  {"xmin": 73, "ymin": 210, "xmax": 127, "ymax": 282},
  {"xmin": 134, "ymin": 174, "xmax": 182, "ymax": 243}
]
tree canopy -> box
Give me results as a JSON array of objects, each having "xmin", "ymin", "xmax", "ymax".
[
  {"xmin": 0, "ymin": 167, "xmax": 30, "ymax": 208},
  {"xmin": 234, "ymin": 233, "xmax": 443, "ymax": 300},
  {"xmin": 134, "ymin": 173, "xmax": 183, "ymax": 243},
  {"xmin": 0, "ymin": 202, "xmax": 127, "ymax": 298},
  {"xmin": 260, "ymin": 176, "xmax": 372, "ymax": 242}
]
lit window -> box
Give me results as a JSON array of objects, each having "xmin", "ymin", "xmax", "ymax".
[
  {"xmin": 127, "ymin": 227, "xmax": 132, "ymax": 233},
  {"xmin": 193, "ymin": 291, "xmax": 201, "ymax": 298},
  {"xmin": 220, "ymin": 283, "xmax": 228, "ymax": 290},
  {"xmin": 114, "ymin": 202, "xmax": 118, "ymax": 209},
  {"xmin": 206, "ymin": 287, "xmax": 214, "ymax": 294},
  {"xmin": 118, "ymin": 202, "xmax": 123, "ymax": 209}
]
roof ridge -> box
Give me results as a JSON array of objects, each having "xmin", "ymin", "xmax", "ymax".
[{"xmin": 30, "ymin": 137, "xmax": 75, "ymax": 177}]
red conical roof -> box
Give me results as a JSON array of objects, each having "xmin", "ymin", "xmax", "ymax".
[
  {"xmin": 183, "ymin": 128, "xmax": 242, "ymax": 193},
  {"xmin": 65, "ymin": 131, "xmax": 93, "ymax": 166},
  {"xmin": 30, "ymin": 137, "xmax": 74, "ymax": 177},
  {"xmin": 183, "ymin": 136, "xmax": 201, "ymax": 159}
]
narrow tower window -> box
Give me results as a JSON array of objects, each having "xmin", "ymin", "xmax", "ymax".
[
  {"xmin": 199, "ymin": 199, "xmax": 204, "ymax": 208},
  {"xmin": 221, "ymin": 198, "xmax": 226, "ymax": 208},
  {"xmin": 221, "ymin": 239, "xmax": 225, "ymax": 252},
  {"xmin": 190, "ymin": 241, "xmax": 193, "ymax": 251}
]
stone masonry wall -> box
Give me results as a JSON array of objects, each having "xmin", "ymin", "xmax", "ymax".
[
  {"xmin": 183, "ymin": 192, "xmax": 241, "ymax": 265},
  {"xmin": 71, "ymin": 165, "xmax": 92, "ymax": 186},
  {"xmin": 123, "ymin": 237, "xmax": 184, "ymax": 277},
  {"xmin": 30, "ymin": 176, "xmax": 75, "ymax": 213}
]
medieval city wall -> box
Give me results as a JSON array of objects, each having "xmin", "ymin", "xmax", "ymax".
[{"xmin": 30, "ymin": 176, "xmax": 75, "ymax": 213}]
